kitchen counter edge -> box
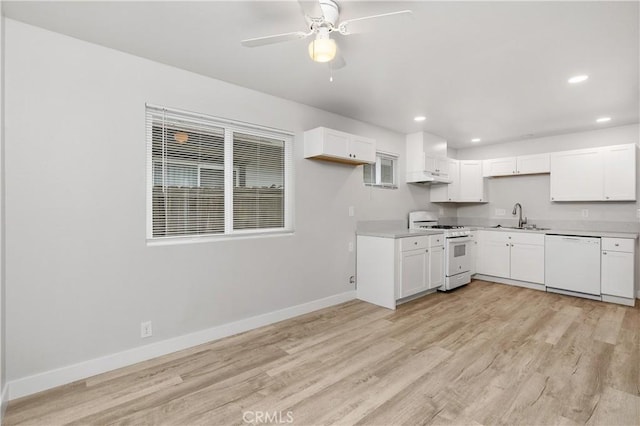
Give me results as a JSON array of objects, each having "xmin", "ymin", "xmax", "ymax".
[
  {"xmin": 473, "ymin": 227, "xmax": 638, "ymax": 239},
  {"xmin": 356, "ymin": 229, "xmax": 445, "ymax": 239}
]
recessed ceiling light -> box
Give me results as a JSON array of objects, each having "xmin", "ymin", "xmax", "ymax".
[
  {"xmin": 596, "ymin": 117, "xmax": 611, "ymax": 123},
  {"xmin": 471, "ymin": 138, "xmax": 481, "ymax": 143},
  {"xmin": 568, "ymin": 75, "xmax": 589, "ymax": 84},
  {"xmin": 414, "ymin": 116, "xmax": 426, "ymax": 122}
]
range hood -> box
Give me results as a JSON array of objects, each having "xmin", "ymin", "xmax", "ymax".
[{"xmin": 406, "ymin": 170, "xmax": 452, "ymax": 184}]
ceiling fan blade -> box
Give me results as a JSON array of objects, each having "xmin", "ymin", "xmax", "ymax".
[
  {"xmin": 298, "ymin": 0, "xmax": 324, "ymax": 20},
  {"xmin": 241, "ymin": 31, "xmax": 313, "ymax": 48},
  {"xmin": 337, "ymin": 10, "xmax": 413, "ymax": 35}
]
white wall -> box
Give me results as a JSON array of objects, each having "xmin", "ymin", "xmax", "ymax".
[
  {"xmin": 0, "ymin": 0, "xmax": 6, "ymax": 414},
  {"xmin": 454, "ymin": 125, "xmax": 640, "ymax": 231},
  {"xmin": 3, "ymin": 19, "xmax": 442, "ymax": 385}
]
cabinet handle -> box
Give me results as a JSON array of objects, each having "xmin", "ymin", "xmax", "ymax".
[
  {"xmin": 414, "ymin": 242, "xmax": 418, "ymax": 245},
  {"xmin": 426, "ymin": 249, "xmax": 429, "ymax": 253},
  {"xmin": 552, "ymin": 197, "xmax": 554, "ymax": 200},
  {"xmin": 605, "ymin": 196, "xmax": 609, "ymax": 199},
  {"xmin": 517, "ymin": 171, "xmax": 520, "ymax": 174},
  {"xmin": 615, "ymin": 243, "xmax": 619, "ymax": 247},
  {"xmin": 603, "ymin": 251, "xmax": 607, "ymax": 255},
  {"xmin": 508, "ymin": 236, "xmax": 511, "ymax": 239},
  {"xmin": 511, "ymin": 243, "xmax": 514, "ymax": 247},
  {"xmin": 506, "ymin": 243, "xmax": 509, "ymax": 246}
]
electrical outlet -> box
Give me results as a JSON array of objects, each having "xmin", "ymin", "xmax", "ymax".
[
  {"xmin": 348, "ymin": 242, "xmax": 354, "ymax": 252},
  {"xmin": 581, "ymin": 209, "xmax": 589, "ymax": 218},
  {"xmin": 495, "ymin": 208, "xmax": 506, "ymax": 216},
  {"xmin": 348, "ymin": 206, "xmax": 355, "ymax": 217},
  {"xmin": 141, "ymin": 321, "xmax": 152, "ymax": 338}
]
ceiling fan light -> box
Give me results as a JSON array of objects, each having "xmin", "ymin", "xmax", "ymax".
[{"xmin": 308, "ymin": 38, "xmax": 337, "ymax": 63}]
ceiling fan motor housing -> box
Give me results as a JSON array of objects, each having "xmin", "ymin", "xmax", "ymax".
[{"xmin": 319, "ymin": 0, "xmax": 340, "ymax": 27}]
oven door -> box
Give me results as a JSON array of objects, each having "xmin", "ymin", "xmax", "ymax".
[{"xmin": 446, "ymin": 237, "xmax": 471, "ymax": 277}]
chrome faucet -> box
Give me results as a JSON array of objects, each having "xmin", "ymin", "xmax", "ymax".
[{"xmin": 512, "ymin": 203, "xmax": 527, "ymax": 228}]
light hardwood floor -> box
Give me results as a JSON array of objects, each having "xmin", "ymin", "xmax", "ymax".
[{"xmin": 4, "ymin": 280, "xmax": 640, "ymax": 425}]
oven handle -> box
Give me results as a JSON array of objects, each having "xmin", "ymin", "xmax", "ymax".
[{"xmin": 447, "ymin": 237, "xmax": 472, "ymax": 244}]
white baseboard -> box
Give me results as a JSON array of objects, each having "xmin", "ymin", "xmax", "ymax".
[
  {"xmin": 474, "ymin": 274, "xmax": 545, "ymax": 292},
  {"xmin": 1, "ymin": 383, "xmax": 8, "ymax": 420},
  {"xmin": 8, "ymin": 290, "xmax": 356, "ymax": 400}
]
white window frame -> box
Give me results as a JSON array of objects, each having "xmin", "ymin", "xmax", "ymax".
[
  {"xmin": 364, "ymin": 151, "xmax": 398, "ymax": 189},
  {"xmin": 146, "ymin": 104, "xmax": 294, "ymax": 244}
]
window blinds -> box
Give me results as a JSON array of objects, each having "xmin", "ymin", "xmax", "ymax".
[{"xmin": 146, "ymin": 105, "xmax": 292, "ymax": 240}]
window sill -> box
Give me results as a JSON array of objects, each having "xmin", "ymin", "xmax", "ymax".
[
  {"xmin": 364, "ymin": 183, "xmax": 398, "ymax": 190},
  {"xmin": 146, "ymin": 230, "xmax": 295, "ymax": 247}
]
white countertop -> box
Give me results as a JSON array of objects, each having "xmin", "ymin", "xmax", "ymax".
[
  {"xmin": 475, "ymin": 226, "xmax": 638, "ymax": 239},
  {"xmin": 356, "ymin": 229, "xmax": 445, "ymax": 239}
]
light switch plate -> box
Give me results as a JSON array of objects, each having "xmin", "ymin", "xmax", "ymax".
[
  {"xmin": 348, "ymin": 206, "xmax": 355, "ymax": 217},
  {"xmin": 581, "ymin": 209, "xmax": 589, "ymax": 218}
]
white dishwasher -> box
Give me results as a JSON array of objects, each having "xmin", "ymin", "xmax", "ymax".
[{"xmin": 545, "ymin": 235, "xmax": 601, "ymax": 298}]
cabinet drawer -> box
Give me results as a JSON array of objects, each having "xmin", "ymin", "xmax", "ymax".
[
  {"xmin": 429, "ymin": 234, "xmax": 444, "ymax": 247},
  {"xmin": 400, "ymin": 236, "xmax": 429, "ymax": 251},
  {"xmin": 602, "ymin": 238, "xmax": 634, "ymax": 252},
  {"xmin": 509, "ymin": 232, "xmax": 545, "ymax": 246}
]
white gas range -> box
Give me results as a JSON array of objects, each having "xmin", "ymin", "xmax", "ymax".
[{"xmin": 409, "ymin": 211, "xmax": 472, "ymax": 291}]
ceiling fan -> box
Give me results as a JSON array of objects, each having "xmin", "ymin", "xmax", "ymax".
[{"xmin": 240, "ymin": 0, "xmax": 412, "ymax": 67}]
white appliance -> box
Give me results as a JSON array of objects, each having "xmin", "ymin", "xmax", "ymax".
[
  {"xmin": 408, "ymin": 211, "xmax": 472, "ymax": 290},
  {"xmin": 545, "ymin": 234, "xmax": 601, "ymax": 298}
]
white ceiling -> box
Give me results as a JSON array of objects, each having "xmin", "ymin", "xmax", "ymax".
[{"xmin": 4, "ymin": 1, "xmax": 639, "ymax": 148}]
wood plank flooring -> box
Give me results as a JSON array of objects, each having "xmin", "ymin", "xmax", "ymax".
[{"xmin": 5, "ymin": 280, "xmax": 640, "ymax": 425}]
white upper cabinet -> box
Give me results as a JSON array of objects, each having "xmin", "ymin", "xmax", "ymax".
[
  {"xmin": 406, "ymin": 131, "xmax": 450, "ymax": 182},
  {"xmin": 550, "ymin": 144, "xmax": 636, "ymax": 201},
  {"xmin": 516, "ymin": 154, "xmax": 550, "ymax": 175},
  {"xmin": 483, "ymin": 157, "xmax": 517, "ymax": 176},
  {"xmin": 304, "ymin": 127, "xmax": 376, "ymax": 165},
  {"xmin": 603, "ymin": 144, "xmax": 636, "ymax": 201},
  {"xmin": 458, "ymin": 160, "xmax": 486, "ymax": 202},
  {"xmin": 431, "ymin": 160, "xmax": 486, "ymax": 202},
  {"xmin": 483, "ymin": 153, "xmax": 550, "ymax": 177}
]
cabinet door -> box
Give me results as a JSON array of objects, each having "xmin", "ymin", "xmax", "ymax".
[
  {"xmin": 469, "ymin": 233, "xmax": 477, "ymax": 275},
  {"xmin": 322, "ymin": 129, "xmax": 350, "ymax": 158},
  {"xmin": 350, "ymin": 136, "xmax": 376, "ymax": 164},
  {"xmin": 510, "ymin": 243, "xmax": 545, "ymax": 284},
  {"xmin": 400, "ymin": 249, "xmax": 429, "ymax": 298},
  {"xmin": 603, "ymin": 145, "xmax": 636, "ymax": 201},
  {"xmin": 429, "ymin": 246, "xmax": 445, "ymax": 289},
  {"xmin": 601, "ymin": 250, "xmax": 634, "ymax": 298},
  {"xmin": 447, "ymin": 159, "xmax": 460, "ymax": 201},
  {"xmin": 459, "ymin": 161, "xmax": 485, "ymax": 202},
  {"xmin": 516, "ymin": 154, "xmax": 550, "ymax": 175},
  {"xmin": 476, "ymin": 231, "xmax": 510, "ymax": 277},
  {"xmin": 483, "ymin": 157, "xmax": 517, "ymax": 177},
  {"xmin": 550, "ymin": 148, "xmax": 604, "ymax": 201}
]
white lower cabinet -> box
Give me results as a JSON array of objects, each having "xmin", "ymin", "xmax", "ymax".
[
  {"xmin": 476, "ymin": 231, "xmax": 511, "ymax": 277},
  {"xmin": 476, "ymin": 230, "xmax": 544, "ymax": 285},
  {"xmin": 356, "ymin": 233, "xmax": 444, "ymax": 309},
  {"xmin": 469, "ymin": 231, "xmax": 477, "ymax": 275},
  {"xmin": 399, "ymin": 248, "xmax": 429, "ymax": 298},
  {"xmin": 429, "ymin": 236, "xmax": 445, "ymax": 289},
  {"xmin": 601, "ymin": 238, "xmax": 635, "ymax": 305}
]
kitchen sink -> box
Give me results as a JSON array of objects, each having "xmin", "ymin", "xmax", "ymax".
[{"xmin": 502, "ymin": 226, "xmax": 550, "ymax": 231}]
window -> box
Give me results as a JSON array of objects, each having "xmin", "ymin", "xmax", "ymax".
[
  {"xmin": 364, "ymin": 152, "xmax": 398, "ymax": 188},
  {"xmin": 146, "ymin": 105, "xmax": 293, "ymax": 241}
]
